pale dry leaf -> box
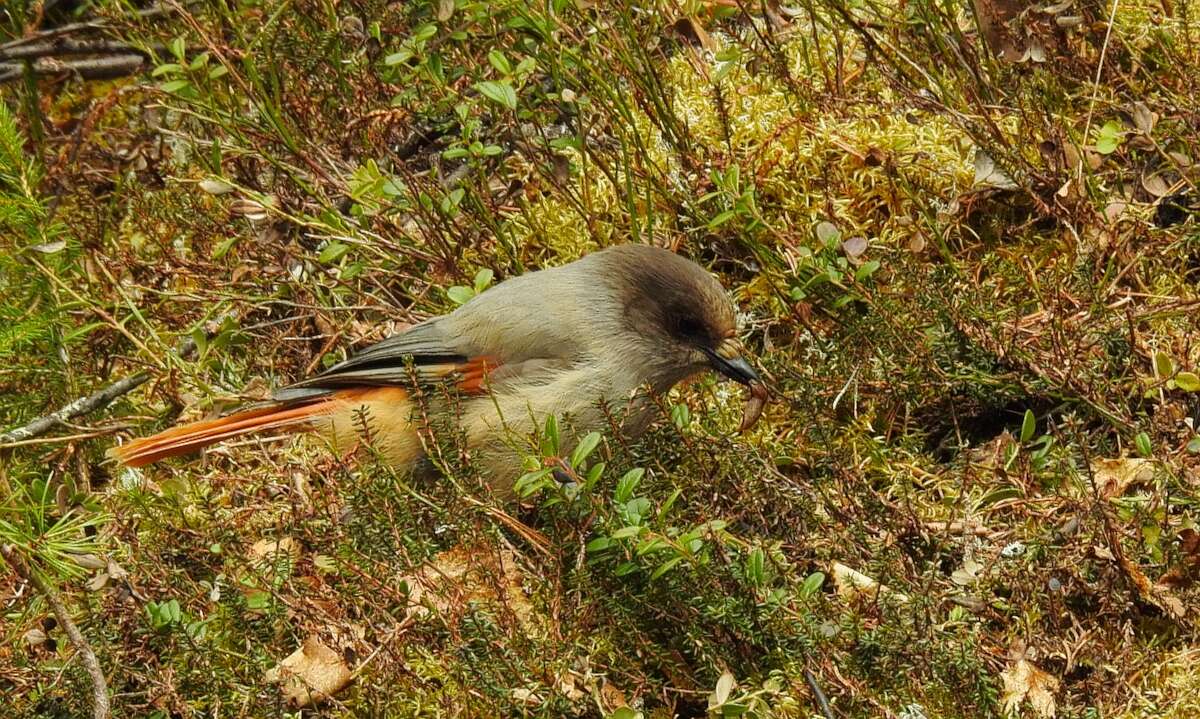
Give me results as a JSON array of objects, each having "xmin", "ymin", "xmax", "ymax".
[
  {"xmin": 1091, "ymin": 457, "xmax": 1153, "ymax": 499},
  {"xmin": 1167, "ymin": 151, "xmax": 1192, "ymax": 168},
  {"xmin": 250, "ymin": 536, "xmax": 300, "ymax": 565},
  {"xmin": 511, "ymin": 687, "xmax": 542, "ymax": 704},
  {"xmin": 1131, "ymin": 102, "xmax": 1158, "ymax": 135},
  {"xmin": 558, "ymin": 673, "xmax": 585, "ymax": 701},
  {"xmin": 1103, "ymin": 201, "xmax": 1127, "ymax": 225},
  {"xmin": 1142, "ymin": 173, "xmax": 1171, "ymax": 198},
  {"xmin": 841, "ymin": 236, "xmax": 868, "ymax": 258},
  {"xmin": 404, "ymin": 544, "xmax": 536, "ymax": 627},
  {"xmin": 29, "ymin": 240, "xmax": 66, "ymax": 254},
  {"xmin": 598, "ymin": 680, "xmax": 629, "ymax": 713},
  {"xmin": 22, "ymin": 628, "xmax": 47, "ymax": 647},
  {"xmin": 951, "ymin": 557, "xmax": 984, "ymax": 587},
  {"xmin": 106, "ymin": 559, "xmax": 128, "ymax": 581},
  {"xmin": 974, "ymin": 150, "xmax": 1017, "ymax": 189},
  {"xmin": 831, "ymin": 562, "xmax": 909, "ymax": 602},
  {"xmin": 709, "ymin": 670, "xmax": 736, "ymax": 708},
  {"xmin": 70, "ymin": 553, "xmax": 106, "ymax": 570},
  {"xmin": 815, "ymin": 220, "xmax": 840, "ymax": 244},
  {"xmin": 1001, "ymin": 657, "xmax": 1059, "ymax": 717},
  {"xmin": 199, "ymin": 178, "xmax": 234, "ymax": 195},
  {"xmin": 265, "ymin": 636, "xmax": 352, "ymax": 707}
]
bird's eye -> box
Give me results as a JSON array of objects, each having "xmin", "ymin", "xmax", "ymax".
[{"xmin": 675, "ymin": 316, "xmax": 705, "ymax": 339}]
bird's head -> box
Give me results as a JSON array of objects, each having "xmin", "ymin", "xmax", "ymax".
[{"xmin": 597, "ymin": 245, "xmax": 768, "ymax": 427}]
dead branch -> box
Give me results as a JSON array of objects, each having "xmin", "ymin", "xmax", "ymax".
[
  {"xmin": 0, "ymin": 54, "xmax": 148, "ymax": 84},
  {"xmin": 0, "ymin": 39, "xmax": 158, "ymax": 62},
  {"xmin": 0, "ymin": 4, "xmax": 176, "ymax": 52},
  {"xmin": 0, "ymin": 337, "xmax": 196, "ymax": 445},
  {"xmin": 1, "ymin": 544, "xmax": 110, "ymax": 719},
  {"xmin": 1, "ymin": 372, "xmax": 150, "ymax": 445}
]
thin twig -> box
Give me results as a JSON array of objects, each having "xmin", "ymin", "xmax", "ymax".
[
  {"xmin": 0, "ymin": 55, "xmax": 147, "ymax": 84},
  {"xmin": 0, "ymin": 373, "xmax": 150, "ymax": 445},
  {"xmin": 0, "ymin": 4, "xmax": 176, "ymax": 52},
  {"xmin": 0, "ymin": 337, "xmax": 196, "ymax": 445},
  {"xmin": 0, "ymin": 39, "xmax": 159, "ymax": 62},
  {"xmin": 0, "ymin": 427, "xmax": 131, "ymax": 449},
  {"xmin": 1078, "ymin": 0, "xmax": 1122, "ymax": 181},
  {"xmin": 804, "ymin": 667, "xmax": 835, "ymax": 719},
  {"xmin": 1, "ymin": 545, "xmax": 110, "ymax": 719}
]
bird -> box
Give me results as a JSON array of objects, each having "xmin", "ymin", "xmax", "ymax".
[{"xmin": 108, "ymin": 244, "xmax": 768, "ymax": 492}]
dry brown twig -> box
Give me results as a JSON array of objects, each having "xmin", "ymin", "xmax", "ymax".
[
  {"xmin": 0, "ymin": 545, "xmax": 110, "ymax": 719},
  {"xmin": 0, "ymin": 337, "xmax": 196, "ymax": 445}
]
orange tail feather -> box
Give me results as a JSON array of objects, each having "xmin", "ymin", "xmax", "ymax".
[{"xmin": 108, "ymin": 398, "xmax": 334, "ymax": 468}]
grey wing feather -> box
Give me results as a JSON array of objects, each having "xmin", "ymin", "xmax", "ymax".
[{"xmin": 272, "ymin": 318, "xmax": 472, "ymax": 401}]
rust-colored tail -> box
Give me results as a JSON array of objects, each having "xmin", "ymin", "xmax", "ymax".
[{"xmin": 108, "ymin": 398, "xmax": 333, "ymax": 468}]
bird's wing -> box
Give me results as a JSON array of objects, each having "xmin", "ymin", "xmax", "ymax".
[{"xmin": 273, "ymin": 318, "xmax": 498, "ymax": 401}]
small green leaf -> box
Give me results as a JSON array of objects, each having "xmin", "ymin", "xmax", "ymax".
[
  {"xmin": 610, "ymin": 525, "xmax": 643, "ymax": 539},
  {"xmin": 1154, "ymin": 350, "xmax": 1175, "ymax": 379},
  {"xmin": 151, "ymin": 63, "xmax": 181, "ymax": 77},
  {"xmin": 1135, "ymin": 431, "xmax": 1153, "ymax": 458},
  {"xmin": 650, "ymin": 555, "xmax": 684, "ymax": 581},
  {"xmin": 670, "ymin": 403, "xmax": 690, "ymax": 429},
  {"xmin": 614, "ymin": 468, "xmax": 644, "ymax": 504},
  {"xmin": 570, "ymin": 432, "xmax": 602, "ymax": 468},
  {"xmin": 385, "ymin": 49, "xmax": 414, "ymax": 66},
  {"xmin": 1020, "ymin": 409, "xmax": 1036, "ymax": 443},
  {"xmin": 614, "ymin": 561, "xmax": 638, "ymax": 576},
  {"xmin": 1187, "ymin": 436, "xmax": 1200, "ymax": 454},
  {"xmin": 486, "ymin": 50, "xmax": 513, "ymax": 75},
  {"xmin": 446, "ymin": 285, "xmax": 475, "ymax": 305},
  {"xmin": 1095, "ymin": 120, "xmax": 1123, "ymax": 155},
  {"xmin": 607, "ymin": 707, "xmax": 642, "ymax": 719},
  {"xmin": 542, "ymin": 414, "xmax": 560, "ymax": 456},
  {"xmin": 474, "ymin": 80, "xmax": 517, "ymax": 110},
  {"xmin": 211, "ymin": 235, "xmax": 238, "ymax": 259},
  {"xmin": 746, "ymin": 548, "xmax": 765, "ymax": 587},
  {"xmin": 978, "ymin": 486, "xmax": 1022, "ymax": 506},
  {"xmin": 1175, "ymin": 371, "xmax": 1200, "ymax": 392},
  {"xmin": 473, "ymin": 268, "xmax": 494, "ymax": 293},
  {"xmin": 160, "ymin": 79, "xmax": 191, "ymax": 94},
  {"xmin": 514, "ymin": 468, "xmax": 553, "ymax": 496},
  {"xmin": 854, "ymin": 259, "xmax": 881, "ymax": 281},
  {"xmin": 800, "ymin": 571, "xmax": 825, "ymax": 597},
  {"xmin": 318, "ymin": 241, "xmax": 349, "ymax": 264},
  {"xmin": 586, "ymin": 537, "xmax": 612, "ymax": 552},
  {"xmin": 707, "ymin": 209, "xmax": 736, "ymax": 228}
]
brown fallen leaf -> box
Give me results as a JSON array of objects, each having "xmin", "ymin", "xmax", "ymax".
[
  {"xmin": 1091, "ymin": 457, "xmax": 1153, "ymax": 500},
  {"xmin": 265, "ymin": 636, "xmax": 352, "ymax": 707},
  {"xmin": 672, "ymin": 16, "xmax": 716, "ymax": 52},
  {"xmin": 249, "ymin": 536, "xmax": 299, "ymax": 565},
  {"xmin": 830, "ymin": 562, "xmax": 909, "ymax": 603},
  {"xmin": 1001, "ymin": 650, "xmax": 1059, "ymax": 718},
  {"xmin": 405, "ymin": 544, "xmax": 537, "ymax": 628},
  {"xmin": 1156, "ymin": 528, "xmax": 1200, "ymax": 590}
]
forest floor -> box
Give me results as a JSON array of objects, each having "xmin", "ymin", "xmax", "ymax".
[{"xmin": 2, "ymin": 1, "xmax": 1199, "ymax": 717}]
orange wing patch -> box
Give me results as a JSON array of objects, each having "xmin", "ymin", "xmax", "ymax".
[{"xmin": 456, "ymin": 356, "xmax": 498, "ymax": 395}]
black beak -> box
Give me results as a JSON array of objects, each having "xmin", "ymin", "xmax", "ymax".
[{"xmin": 703, "ymin": 343, "xmax": 761, "ymax": 386}]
